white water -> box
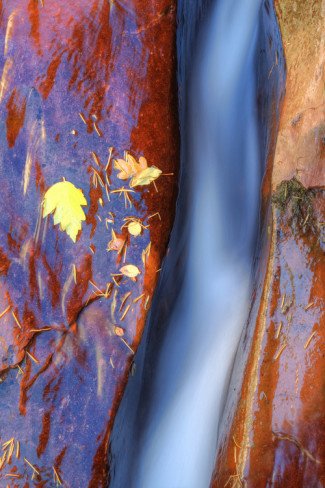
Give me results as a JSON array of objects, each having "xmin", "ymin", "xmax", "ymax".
[{"xmin": 130, "ymin": 1, "xmax": 262, "ymax": 487}]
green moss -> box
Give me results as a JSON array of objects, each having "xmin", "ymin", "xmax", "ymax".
[{"xmin": 272, "ymin": 178, "xmax": 315, "ymax": 233}]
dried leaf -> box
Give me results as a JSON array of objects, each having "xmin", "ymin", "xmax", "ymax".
[
  {"xmin": 130, "ymin": 166, "xmax": 162, "ymax": 188},
  {"xmin": 114, "ymin": 153, "xmax": 147, "ymax": 180},
  {"xmin": 114, "ymin": 326, "xmax": 125, "ymax": 337},
  {"xmin": 107, "ymin": 229, "xmax": 125, "ymax": 253},
  {"xmin": 120, "ymin": 264, "xmax": 140, "ymax": 278},
  {"xmin": 114, "ymin": 153, "xmax": 161, "ymax": 188},
  {"xmin": 128, "ymin": 221, "xmax": 142, "ymax": 236},
  {"xmin": 42, "ymin": 181, "xmax": 87, "ymax": 242}
]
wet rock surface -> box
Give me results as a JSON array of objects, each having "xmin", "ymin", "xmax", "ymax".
[
  {"xmin": 212, "ymin": 183, "xmax": 324, "ymax": 487},
  {"xmin": 0, "ymin": 1, "xmax": 178, "ymax": 486},
  {"xmin": 211, "ymin": 0, "xmax": 324, "ymax": 486}
]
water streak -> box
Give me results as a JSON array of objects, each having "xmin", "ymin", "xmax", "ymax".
[{"xmin": 131, "ymin": 1, "xmax": 263, "ymax": 486}]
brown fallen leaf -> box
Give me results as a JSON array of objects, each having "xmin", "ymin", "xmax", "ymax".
[
  {"xmin": 114, "ymin": 153, "xmax": 147, "ymax": 180},
  {"xmin": 114, "ymin": 153, "xmax": 162, "ymax": 188}
]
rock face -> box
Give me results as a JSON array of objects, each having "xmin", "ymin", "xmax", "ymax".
[
  {"xmin": 272, "ymin": 0, "xmax": 325, "ymax": 189},
  {"xmin": 211, "ymin": 1, "xmax": 324, "ymax": 487},
  {"xmin": 0, "ymin": 1, "xmax": 178, "ymax": 486}
]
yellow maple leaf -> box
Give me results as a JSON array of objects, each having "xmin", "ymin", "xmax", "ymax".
[{"xmin": 42, "ymin": 180, "xmax": 87, "ymax": 242}]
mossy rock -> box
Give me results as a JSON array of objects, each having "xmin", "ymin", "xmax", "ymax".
[{"xmin": 272, "ymin": 178, "xmax": 316, "ymax": 234}]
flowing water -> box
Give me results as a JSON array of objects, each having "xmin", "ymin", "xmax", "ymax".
[{"xmin": 110, "ymin": 0, "xmax": 269, "ymax": 486}]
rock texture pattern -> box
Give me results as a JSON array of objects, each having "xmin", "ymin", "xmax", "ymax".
[
  {"xmin": 211, "ymin": 1, "xmax": 324, "ymax": 487},
  {"xmin": 0, "ymin": 1, "xmax": 178, "ymax": 486}
]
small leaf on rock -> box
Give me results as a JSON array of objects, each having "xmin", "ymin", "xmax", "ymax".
[
  {"xmin": 114, "ymin": 326, "xmax": 125, "ymax": 337},
  {"xmin": 128, "ymin": 221, "xmax": 142, "ymax": 236},
  {"xmin": 114, "ymin": 153, "xmax": 147, "ymax": 180},
  {"xmin": 107, "ymin": 229, "xmax": 125, "ymax": 253},
  {"xmin": 42, "ymin": 180, "xmax": 87, "ymax": 242},
  {"xmin": 130, "ymin": 166, "xmax": 162, "ymax": 188},
  {"xmin": 120, "ymin": 264, "xmax": 140, "ymax": 278}
]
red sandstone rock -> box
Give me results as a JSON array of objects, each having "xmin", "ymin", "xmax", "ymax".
[
  {"xmin": 211, "ymin": 1, "xmax": 324, "ymax": 486},
  {"xmin": 0, "ymin": 2, "xmax": 178, "ymax": 486}
]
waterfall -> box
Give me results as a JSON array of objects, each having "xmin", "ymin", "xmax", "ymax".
[{"xmin": 110, "ymin": 1, "xmax": 264, "ymax": 486}]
